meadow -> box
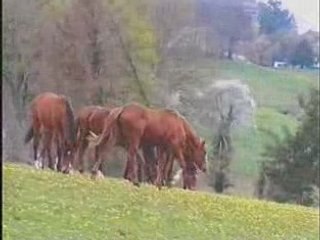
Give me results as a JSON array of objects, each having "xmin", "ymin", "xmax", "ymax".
[
  {"xmin": 214, "ymin": 61, "xmax": 318, "ymax": 178},
  {"xmin": 4, "ymin": 164, "xmax": 319, "ymax": 240}
]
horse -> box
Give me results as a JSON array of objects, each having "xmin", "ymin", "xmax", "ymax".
[
  {"xmin": 24, "ymin": 92, "xmax": 77, "ymax": 172},
  {"xmin": 74, "ymin": 105, "xmax": 110, "ymax": 174},
  {"xmin": 75, "ymin": 105, "xmax": 158, "ymax": 183},
  {"xmin": 88, "ymin": 103, "xmax": 207, "ymax": 188}
]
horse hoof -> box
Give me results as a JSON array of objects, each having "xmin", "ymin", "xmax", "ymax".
[
  {"xmin": 34, "ymin": 160, "xmax": 41, "ymax": 169},
  {"xmin": 133, "ymin": 182, "xmax": 140, "ymax": 187},
  {"xmin": 96, "ymin": 171, "xmax": 105, "ymax": 179}
]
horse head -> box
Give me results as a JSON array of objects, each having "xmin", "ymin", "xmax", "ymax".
[
  {"xmin": 192, "ymin": 138, "xmax": 207, "ymax": 173},
  {"xmin": 61, "ymin": 140, "xmax": 78, "ymax": 174}
]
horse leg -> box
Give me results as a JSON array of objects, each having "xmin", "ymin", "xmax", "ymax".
[
  {"xmin": 41, "ymin": 131, "xmax": 54, "ymax": 170},
  {"xmin": 155, "ymin": 148, "xmax": 167, "ymax": 189},
  {"xmin": 164, "ymin": 152, "xmax": 174, "ymax": 187},
  {"xmin": 48, "ymin": 135, "xmax": 55, "ymax": 171},
  {"xmin": 76, "ymin": 139, "xmax": 88, "ymax": 174},
  {"xmin": 95, "ymin": 146, "xmax": 104, "ymax": 177},
  {"xmin": 91, "ymin": 143, "xmax": 106, "ymax": 178},
  {"xmin": 123, "ymin": 159, "xmax": 130, "ymax": 180},
  {"xmin": 56, "ymin": 137, "xmax": 64, "ymax": 172},
  {"xmin": 142, "ymin": 146, "xmax": 155, "ymax": 183},
  {"xmin": 47, "ymin": 143, "xmax": 54, "ymax": 171},
  {"xmin": 33, "ymin": 132, "xmax": 40, "ymax": 165},
  {"xmin": 123, "ymin": 151, "xmax": 142, "ymax": 182},
  {"xmin": 174, "ymin": 147, "xmax": 186, "ymax": 171},
  {"xmin": 182, "ymin": 170, "xmax": 187, "ymax": 189},
  {"xmin": 173, "ymin": 147, "xmax": 188, "ymax": 190},
  {"xmin": 136, "ymin": 151, "xmax": 144, "ymax": 183},
  {"xmin": 126, "ymin": 141, "xmax": 140, "ymax": 186},
  {"xmin": 37, "ymin": 143, "xmax": 45, "ymax": 170}
]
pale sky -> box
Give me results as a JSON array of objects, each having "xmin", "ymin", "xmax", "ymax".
[{"xmin": 260, "ymin": 0, "xmax": 319, "ymax": 33}]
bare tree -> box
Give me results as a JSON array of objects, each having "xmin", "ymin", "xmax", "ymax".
[
  {"xmin": 197, "ymin": 0, "xmax": 254, "ymax": 59},
  {"xmin": 2, "ymin": 0, "xmax": 44, "ymax": 162}
]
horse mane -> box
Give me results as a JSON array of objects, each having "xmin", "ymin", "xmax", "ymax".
[
  {"xmin": 95, "ymin": 106, "xmax": 124, "ymax": 147},
  {"xmin": 62, "ymin": 96, "xmax": 77, "ymax": 145},
  {"xmin": 163, "ymin": 108, "xmax": 200, "ymax": 147}
]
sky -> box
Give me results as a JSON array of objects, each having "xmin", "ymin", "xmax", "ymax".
[{"xmin": 260, "ymin": 0, "xmax": 319, "ymax": 33}]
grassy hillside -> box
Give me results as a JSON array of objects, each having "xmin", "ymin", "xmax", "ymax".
[
  {"xmin": 4, "ymin": 164, "xmax": 319, "ymax": 240},
  {"xmin": 232, "ymin": 107, "xmax": 299, "ymax": 177},
  {"xmin": 212, "ymin": 61, "xmax": 318, "ymax": 179},
  {"xmin": 217, "ymin": 61, "xmax": 319, "ymax": 111}
]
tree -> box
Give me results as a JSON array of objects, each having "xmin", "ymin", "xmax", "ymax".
[
  {"xmin": 2, "ymin": 0, "xmax": 41, "ymax": 125},
  {"xmin": 257, "ymin": 89, "xmax": 319, "ymax": 206},
  {"xmin": 197, "ymin": 0, "xmax": 254, "ymax": 59},
  {"xmin": 290, "ymin": 39, "xmax": 315, "ymax": 68},
  {"xmin": 106, "ymin": 0, "xmax": 159, "ymax": 106},
  {"xmin": 207, "ymin": 80, "xmax": 256, "ymax": 193},
  {"xmin": 2, "ymin": 0, "xmax": 44, "ymax": 162},
  {"xmin": 258, "ymin": 0, "xmax": 296, "ymax": 35},
  {"xmin": 209, "ymin": 106, "xmax": 234, "ymax": 193},
  {"xmin": 34, "ymin": 0, "xmax": 158, "ymax": 107}
]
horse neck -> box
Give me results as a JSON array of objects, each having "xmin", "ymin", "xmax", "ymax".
[{"xmin": 183, "ymin": 121, "xmax": 200, "ymax": 149}]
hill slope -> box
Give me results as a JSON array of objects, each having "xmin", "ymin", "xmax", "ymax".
[
  {"xmin": 4, "ymin": 164, "xmax": 319, "ymax": 240},
  {"xmin": 204, "ymin": 61, "xmax": 317, "ymax": 178}
]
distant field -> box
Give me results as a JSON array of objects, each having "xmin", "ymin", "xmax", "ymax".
[
  {"xmin": 213, "ymin": 61, "xmax": 318, "ymax": 179},
  {"xmin": 217, "ymin": 61, "xmax": 319, "ymax": 111},
  {"xmin": 185, "ymin": 60, "xmax": 318, "ymax": 189},
  {"xmin": 4, "ymin": 164, "xmax": 319, "ymax": 240}
]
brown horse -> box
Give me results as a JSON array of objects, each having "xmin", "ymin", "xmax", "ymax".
[
  {"xmin": 74, "ymin": 106, "xmax": 110, "ymax": 174},
  {"xmin": 24, "ymin": 92, "xmax": 77, "ymax": 172},
  {"xmin": 88, "ymin": 103, "xmax": 207, "ymax": 187},
  {"xmin": 75, "ymin": 105, "xmax": 157, "ymax": 183}
]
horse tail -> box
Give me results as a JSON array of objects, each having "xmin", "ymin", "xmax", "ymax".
[
  {"xmin": 96, "ymin": 107, "xmax": 124, "ymax": 147},
  {"xmin": 24, "ymin": 125, "xmax": 34, "ymax": 144},
  {"xmin": 63, "ymin": 98, "xmax": 77, "ymax": 145},
  {"xmin": 73, "ymin": 116, "xmax": 81, "ymax": 148},
  {"xmin": 74, "ymin": 116, "xmax": 80, "ymax": 138}
]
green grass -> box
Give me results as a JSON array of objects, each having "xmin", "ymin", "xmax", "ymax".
[
  {"xmin": 211, "ymin": 60, "xmax": 318, "ymax": 178},
  {"xmin": 4, "ymin": 163, "xmax": 319, "ymax": 240},
  {"xmin": 217, "ymin": 61, "xmax": 319, "ymax": 111},
  {"xmin": 232, "ymin": 108, "xmax": 299, "ymax": 177}
]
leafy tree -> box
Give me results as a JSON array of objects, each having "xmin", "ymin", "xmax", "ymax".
[
  {"xmin": 290, "ymin": 39, "xmax": 315, "ymax": 68},
  {"xmin": 107, "ymin": 0, "xmax": 159, "ymax": 106},
  {"xmin": 258, "ymin": 0, "xmax": 296, "ymax": 35},
  {"xmin": 257, "ymin": 89, "xmax": 319, "ymax": 206}
]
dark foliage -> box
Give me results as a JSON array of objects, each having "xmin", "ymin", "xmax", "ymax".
[
  {"xmin": 258, "ymin": 0, "xmax": 296, "ymax": 35},
  {"xmin": 258, "ymin": 89, "xmax": 319, "ymax": 206}
]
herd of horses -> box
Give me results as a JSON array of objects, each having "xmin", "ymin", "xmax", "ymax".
[{"xmin": 24, "ymin": 92, "xmax": 207, "ymax": 190}]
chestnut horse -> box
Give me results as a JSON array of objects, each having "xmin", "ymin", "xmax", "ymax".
[
  {"xmin": 74, "ymin": 106, "xmax": 110, "ymax": 174},
  {"xmin": 88, "ymin": 103, "xmax": 207, "ymax": 187},
  {"xmin": 75, "ymin": 105, "xmax": 157, "ymax": 183},
  {"xmin": 24, "ymin": 92, "xmax": 77, "ymax": 172}
]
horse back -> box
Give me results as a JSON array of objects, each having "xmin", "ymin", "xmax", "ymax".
[
  {"xmin": 31, "ymin": 92, "xmax": 66, "ymax": 130},
  {"xmin": 88, "ymin": 107, "xmax": 111, "ymax": 134},
  {"xmin": 143, "ymin": 108, "xmax": 187, "ymax": 146}
]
